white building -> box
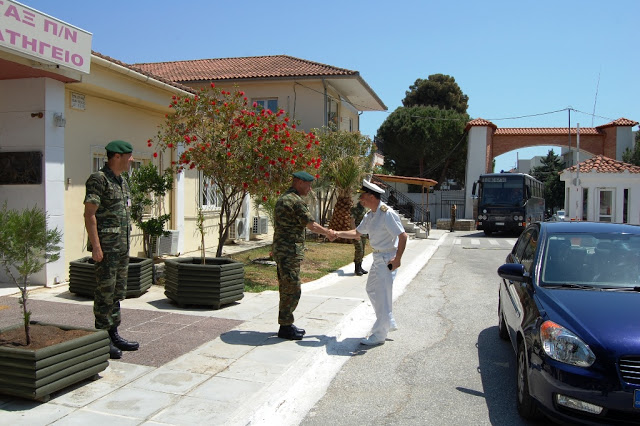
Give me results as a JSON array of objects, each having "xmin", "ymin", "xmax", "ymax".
[{"xmin": 559, "ymin": 156, "xmax": 640, "ymax": 224}]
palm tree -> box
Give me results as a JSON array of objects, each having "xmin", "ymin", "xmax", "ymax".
[{"xmin": 318, "ymin": 129, "xmax": 375, "ymax": 242}]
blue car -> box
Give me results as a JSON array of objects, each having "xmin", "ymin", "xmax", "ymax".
[{"xmin": 497, "ymin": 221, "xmax": 640, "ymax": 424}]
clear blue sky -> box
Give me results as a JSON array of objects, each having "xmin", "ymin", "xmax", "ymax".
[{"xmin": 21, "ymin": 0, "xmax": 639, "ymax": 173}]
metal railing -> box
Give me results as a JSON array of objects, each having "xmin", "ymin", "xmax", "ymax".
[{"xmin": 371, "ymin": 177, "xmax": 430, "ymax": 228}]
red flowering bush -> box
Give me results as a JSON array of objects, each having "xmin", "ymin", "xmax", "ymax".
[{"xmin": 150, "ymin": 84, "xmax": 323, "ymax": 257}]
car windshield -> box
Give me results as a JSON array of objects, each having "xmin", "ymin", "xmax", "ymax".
[
  {"xmin": 557, "ymin": 210, "xmax": 565, "ymax": 216},
  {"xmin": 541, "ymin": 233, "xmax": 640, "ymax": 288}
]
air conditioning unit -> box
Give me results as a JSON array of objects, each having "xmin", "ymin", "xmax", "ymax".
[
  {"xmin": 252, "ymin": 217, "xmax": 269, "ymax": 234},
  {"xmin": 229, "ymin": 218, "xmax": 247, "ymax": 240},
  {"xmin": 156, "ymin": 230, "xmax": 180, "ymax": 256}
]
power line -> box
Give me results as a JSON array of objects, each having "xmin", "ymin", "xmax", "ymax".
[{"xmin": 293, "ymin": 82, "xmax": 617, "ymax": 126}]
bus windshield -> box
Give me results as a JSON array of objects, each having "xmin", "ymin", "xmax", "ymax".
[{"xmin": 480, "ymin": 176, "xmax": 525, "ymax": 207}]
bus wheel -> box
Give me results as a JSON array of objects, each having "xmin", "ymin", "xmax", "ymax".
[{"xmin": 483, "ymin": 229, "xmax": 493, "ymax": 236}]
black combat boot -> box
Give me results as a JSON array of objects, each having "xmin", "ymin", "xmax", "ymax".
[
  {"xmin": 291, "ymin": 324, "xmax": 306, "ymax": 335},
  {"xmin": 109, "ymin": 328, "xmax": 139, "ymax": 351},
  {"xmin": 278, "ymin": 325, "xmax": 303, "ymax": 340},
  {"xmin": 355, "ymin": 262, "xmax": 368, "ymax": 275},
  {"xmin": 109, "ymin": 341, "xmax": 122, "ymax": 359},
  {"xmin": 359, "ymin": 263, "xmax": 368, "ymax": 275}
]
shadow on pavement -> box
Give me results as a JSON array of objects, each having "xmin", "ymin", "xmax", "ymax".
[{"xmin": 476, "ymin": 326, "xmax": 549, "ymax": 425}]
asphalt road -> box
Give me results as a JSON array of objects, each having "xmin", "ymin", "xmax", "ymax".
[{"xmin": 301, "ymin": 231, "xmax": 548, "ymax": 426}]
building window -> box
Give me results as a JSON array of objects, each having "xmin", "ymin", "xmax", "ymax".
[
  {"xmin": 92, "ymin": 154, "xmax": 106, "ymax": 173},
  {"xmin": 200, "ymin": 173, "xmax": 221, "ymax": 210},
  {"xmin": 597, "ymin": 188, "xmax": 614, "ymax": 223},
  {"xmin": 623, "ymin": 188, "xmax": 629, "ymax": 224},
  {"xmin": 582, "ymin": 188, "xmax": 588, "ymax": 221},
  {"xmin": 254, "ymin": 98, "xmax": 278, "ymax": 113},
  {"xmin": 327, "ymin": 97, "xmax": 339, "ymax": 127}
]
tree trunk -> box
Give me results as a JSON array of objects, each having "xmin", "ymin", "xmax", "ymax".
[{"xmin": 328, "ymin": 195, "xmax": 354, "ymax": 244}]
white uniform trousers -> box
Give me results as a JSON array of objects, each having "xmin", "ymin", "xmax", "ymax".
[{"xmin": 367, "ymin": 252, "xmax": 396, "ymax": 340}]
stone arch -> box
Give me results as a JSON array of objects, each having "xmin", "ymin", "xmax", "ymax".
[{"xmin": 463, "ymin": 117, "xmax": 638, "ymax": 219}]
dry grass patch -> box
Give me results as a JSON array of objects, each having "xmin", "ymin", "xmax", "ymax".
[{"xmin": 229, "ymin": 240, "xmax": 371, "ymax": 293}]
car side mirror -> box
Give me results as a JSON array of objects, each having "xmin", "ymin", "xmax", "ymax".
[{"xmin": 498, "ymin": 263, "xmax": 527, "ymax": 282}]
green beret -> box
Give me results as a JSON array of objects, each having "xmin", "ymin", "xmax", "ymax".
[
  {"xmin": 105, "ymin": 140, "xmax": 133, "ymax": 154},
  {"xmin": 292, "ymin": 171, "xmax": 315, "ymax": 182}
]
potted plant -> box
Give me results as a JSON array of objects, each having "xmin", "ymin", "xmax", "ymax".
[
  {"xmin": 0, "ymin": 204, "xmax": 109, "ymax": 401},
  {"xmin": 68, "ymin": 256, "xmax": 153, "ymax": 298},
  {"xmin": 149, "ymin": 84, "xmax": 324, "ymax": 308}
]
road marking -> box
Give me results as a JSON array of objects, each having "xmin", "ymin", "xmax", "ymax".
[
  {"xmin": 470, "ymin": 239, "xmax": 480, "ymax": 245},
  {"xmin": 488, "ymin": 239, "xmax": 499, "ymax": 246},
  {"xmin": 454, "ymin": 239, "xmax": 461, "ymax": 245}
]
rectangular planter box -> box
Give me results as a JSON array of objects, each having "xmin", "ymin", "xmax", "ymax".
[
  {"xmin": 164, "ymin": 257, "xmax": 245, "ymax": 309},
  {"xmin": 69, "ymin": 256, "xmax": 153, "ymax": 298},
  {"xmin": 0, "ymin": 321, "xmax": 110, "ymax": 402}
]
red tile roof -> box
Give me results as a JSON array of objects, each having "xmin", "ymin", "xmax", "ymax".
[
  {"xmin": 133, "ymin": 55, "xmax": 359, "ymax": 83},
  {"xmin": 495, "ymin": 127, "xmax": 600, "ymax": 135},
  {"xmin": 596, "ymin": 118, "xmax": 638, "ymax": 128},
  {"xmin": 464, "ymin": 117, "xmax": 638, "ymax": 135},
  {"xmin": 92, "ymin": 51, "xmax": 196, "ymax": 94},
  {"xmin": 465, "ymin": 118, "xmax": 497, "ymax": 131},
  {"xmin": 565, "ymin": 155, "xmax": 640, "ymax": 174}
]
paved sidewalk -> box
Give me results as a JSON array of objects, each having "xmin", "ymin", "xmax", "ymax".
[{"xmin": 0, "ymin": 230, "xmax": 448, "ymax": 426}]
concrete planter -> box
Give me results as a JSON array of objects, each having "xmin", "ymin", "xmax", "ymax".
[
  {"xmin": 69, "ymin": 256, "xmax": 153, "ymax": 298},
  {"xmin": 0, "ymin": 322, "xmax": 110, "ymax": 402},
  {"xmin": 164, "ymin": 257, "xmax": 245, "ymax": 309}
]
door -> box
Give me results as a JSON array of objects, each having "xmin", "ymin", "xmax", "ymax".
[{"xmin": 597, "ymin": 188, "xmax": 614, "ymax": 222}]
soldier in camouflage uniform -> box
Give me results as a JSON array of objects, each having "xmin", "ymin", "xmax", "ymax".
[
  {"xmin": 272, "ymin": 171, "xmax": 336, "ymax": 340},
  {"xmin": 84, "ymin": 140, "xmax": 139, "ymax": 359},
  {"xmin": 351, "ymin": 201, "xmax": 369, "ymax": 276}
]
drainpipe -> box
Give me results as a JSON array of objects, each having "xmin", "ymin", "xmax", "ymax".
[
  {"xmin": 323, "ymin": 78, "xmax": 327, "ymax": 127},
  {"xmin": 576, "ymin": 124, "xmax": 581, "ymax": 220}
]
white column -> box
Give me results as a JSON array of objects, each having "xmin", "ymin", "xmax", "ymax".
[
  {"xmin": 464, "ymin": 126, "xmax": 489, "ymax": 219},
  {"xmin": 43, "ymin": 78, "xmax": 67, "ymax": 286}
]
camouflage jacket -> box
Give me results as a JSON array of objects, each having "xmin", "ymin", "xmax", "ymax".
[
  {"xmin": 351, "ymin": 203, "xmax": 367, "ymax": 226},
  {"xmin": 84, "ymin": 165, "xmax": 131, "ymax": 253},
  {"xmin": 272, "ymin": 187, "xmax": 314, "ymax": 259}
]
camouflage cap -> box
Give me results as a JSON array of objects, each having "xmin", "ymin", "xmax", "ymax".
[
  {"xmin": 105, "ymin": 140, "xmax": 133, "ymax": 154},
  {"xmin": 292, "ymin": 171, "xmax": 315, "ymax": 182}
]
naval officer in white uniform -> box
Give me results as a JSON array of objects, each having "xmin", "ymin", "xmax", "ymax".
[{"xmin": 333, "ymin": 180, "xmax": 408, "ymax": 345}]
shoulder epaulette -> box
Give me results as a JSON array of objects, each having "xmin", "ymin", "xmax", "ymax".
[{"xmin": 380, "ymin": 205, "xmax": 388, "ymax": 212}]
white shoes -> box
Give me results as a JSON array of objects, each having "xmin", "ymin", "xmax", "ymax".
[
  {"xmin": 390, "ymin": 321, "xmax": 398, "ymax": 332},
  {"xmin": 360, "ymin": 335, "xmax": 386, "ymax": 346}
]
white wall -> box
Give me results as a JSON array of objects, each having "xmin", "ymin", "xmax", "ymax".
[{"xmin": 0, "ymin": 77, "xmax": 66, "ymax": 286}]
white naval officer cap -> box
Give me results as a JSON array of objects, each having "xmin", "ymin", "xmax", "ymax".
[{"xmin": 359, "ymin": 179, "xmax": 385, "ymax": 195}]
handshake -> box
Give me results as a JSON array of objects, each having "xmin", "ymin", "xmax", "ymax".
[{"xmin": 327, "ymin": 229, "xmax": 338, "ymax": 241}]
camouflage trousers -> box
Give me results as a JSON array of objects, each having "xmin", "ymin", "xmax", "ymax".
[
  {"xmin": 275, "ymin": 255, "xmax": 302, "ymax": 326},
  {"xmin": 353, "ymin": 235, "xmax": 368, "ymax": 263},
  {"xmin": 94, "ymin": 251, "xmax": 129, "ymax": 330}
]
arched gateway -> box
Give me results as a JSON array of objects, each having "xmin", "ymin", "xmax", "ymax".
[{"xmin": 463, "ymin": 117, "xmax": 638, "ymax": 219}]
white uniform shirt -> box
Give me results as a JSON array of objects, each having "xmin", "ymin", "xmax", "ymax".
[{"xmin": 356, "ymin": 201, "xmax": 404, "ymax": 252}]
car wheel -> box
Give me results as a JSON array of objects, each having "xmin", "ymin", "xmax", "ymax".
[
  {"xmin": 516, "ymin": 341, "xmax": 540, "ymax": 419},
  {"xmin": 484, "ymin": 229, "xmax": 493, "ymax": 236},
  {"xmin": 498, "ymin": 300, "xmax": 508, "ymax": 340}
]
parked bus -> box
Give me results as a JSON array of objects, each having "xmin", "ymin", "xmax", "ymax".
[{"xmin": 472, "ymin": 173, "xmax": 545, "ymax": 235}]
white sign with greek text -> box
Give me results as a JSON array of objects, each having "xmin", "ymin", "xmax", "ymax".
[{"xmin": 0, "ymin": 1, "xmax": 92, "ymax": 74}]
